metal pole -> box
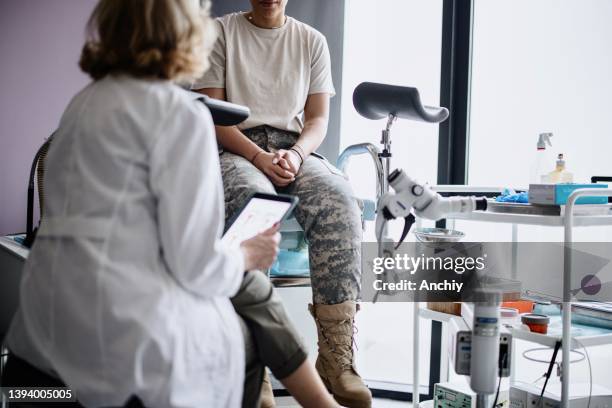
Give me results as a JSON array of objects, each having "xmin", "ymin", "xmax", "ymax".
[
  {"xmin": 476, "ymin": 393, "xmax": 490, "ymax": 408},
  {"xmin": 380, "ymin": 114, "xmax": 395, "ymax": 195},
  {"xmin": 562, "ymin": 188, "xmax": 612, "ymax": 408},
  {"xmin": 511, "ymin": 224, "xmax": 518, "ymax": 280},
  {"xmin": 413, "ymin": 302, "xmax": 420, "ymax": 406}
]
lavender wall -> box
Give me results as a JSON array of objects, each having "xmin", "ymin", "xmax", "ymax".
[{"xmin": 0, "ymin": 0, "xmax": 97, "ymax": 235}]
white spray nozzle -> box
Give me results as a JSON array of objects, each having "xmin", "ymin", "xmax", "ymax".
[{"xmin": 537, "ymin": 132, "xmax": 553, "ymax": 149}]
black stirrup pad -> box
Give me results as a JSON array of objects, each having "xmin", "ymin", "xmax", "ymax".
[
  {"xmin": 189, "ymin": 91, "xmax": 250, "ymax": 126},
  {"xmin": 353, "ymin": 82, "xmax": 449, "ymax": 123}
]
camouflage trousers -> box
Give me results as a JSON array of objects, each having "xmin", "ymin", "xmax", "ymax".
[{"xmin": 220, "ymin": 125, "xmax": 362, "ymax": 304}]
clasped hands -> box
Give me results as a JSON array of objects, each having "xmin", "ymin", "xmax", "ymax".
[{"xmin": 252, "ymin": 147, "xmax": 303, "ymax": 187}]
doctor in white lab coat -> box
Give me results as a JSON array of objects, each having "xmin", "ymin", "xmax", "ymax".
[{"xmin": 5, "ymin": 0, "xmax": 284, "ymax": 407}]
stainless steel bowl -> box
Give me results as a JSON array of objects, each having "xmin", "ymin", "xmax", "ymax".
[{"xmin": 413, "ymin": 227, "xmax": 465, "ymax": 243}]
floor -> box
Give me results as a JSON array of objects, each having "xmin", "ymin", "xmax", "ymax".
[{"xmin": 275, "ymin": 396, "xmax": 410, "ymax": 407}]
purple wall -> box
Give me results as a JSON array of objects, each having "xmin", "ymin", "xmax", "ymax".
[{"xmin": 0, "ymin": 0, "xmax": 97, "ymax": 235}]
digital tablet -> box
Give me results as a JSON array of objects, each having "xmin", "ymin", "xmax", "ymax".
[{"xmin": 222, "ymin": 192, "xmax": 298, "ymax": 248}]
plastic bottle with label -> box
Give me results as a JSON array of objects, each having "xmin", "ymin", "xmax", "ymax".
[{"xmin": 547, "ymin": 153, "xmax": 574, "ymax": 184}]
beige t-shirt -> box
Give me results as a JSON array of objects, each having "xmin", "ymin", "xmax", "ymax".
[{"xmin": 193, "ymin": 12, "xmax": 335, "ymax": 133}]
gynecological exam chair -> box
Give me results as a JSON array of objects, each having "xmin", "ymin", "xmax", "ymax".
[{"xmin": 271, "ymin": 82, "xmax": 450, "ymax": 283}]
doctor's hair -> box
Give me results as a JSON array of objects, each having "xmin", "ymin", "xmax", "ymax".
[{"xmin": 79, "ymin": 0, "xmax": 215, "ymax": 82}]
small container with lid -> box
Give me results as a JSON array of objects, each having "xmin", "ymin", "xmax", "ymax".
[
  {"xmin": 547, "ymin": 153, "xmax": 574, "ymax": 184},
  {"xmin": 500, "ymin": 307, "xmax": 520, "ymax": 328},
  {"xmin": 521, "ymin": 313, "xmax": 551, "ymax": 334}
]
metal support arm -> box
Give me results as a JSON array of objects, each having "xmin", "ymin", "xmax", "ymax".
[{"xmin": 337, "ymin": 142, "xmax": 385, "ymax": 202}]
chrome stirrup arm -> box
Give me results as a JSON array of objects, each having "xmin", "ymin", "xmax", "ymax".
[{"xmin": 337, "ymin": 142, "xmax": 385, "ymax": 202}]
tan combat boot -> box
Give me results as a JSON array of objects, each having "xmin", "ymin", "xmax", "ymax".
[
  {"xmin": 309, "ymin": 301, "xmax": 372, "ymax": 408},
  {"xmin": 260, "ymin": 370, "xmax": 275, "ymax": 408}
]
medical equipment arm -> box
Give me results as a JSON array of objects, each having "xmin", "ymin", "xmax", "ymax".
[{"xmin": 375, "ymin": 169, "xmax": 487, "ymax": 246}]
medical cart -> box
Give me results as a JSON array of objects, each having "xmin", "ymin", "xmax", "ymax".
[{"xmin": 412, "ymin": 188, "xmax": 612, "ymax": 408}]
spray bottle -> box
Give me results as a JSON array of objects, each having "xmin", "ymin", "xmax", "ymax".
[{"xmin": 529, "ymin": 133, "xmax": 553, "ymax": 184}]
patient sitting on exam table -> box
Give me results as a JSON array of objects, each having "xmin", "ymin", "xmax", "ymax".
[{"xmin": 3, "ymin": 1, "xmax": 337, "ymax": 407}]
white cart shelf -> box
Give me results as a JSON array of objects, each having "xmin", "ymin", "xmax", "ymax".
[
  {"xmin": 420, "ymin": 304, "xmax": 612, "ymax": 349},
  {"xmin": 509, "ymin": 325, "xmax": 612, "ymax": 349},
  {"xmin": 411, "ymin": 188, "xmax": 612, "ymax": 408},
  {"xmin": 450, "ymin": 210, "xmax": 612, "ymax": 227}
]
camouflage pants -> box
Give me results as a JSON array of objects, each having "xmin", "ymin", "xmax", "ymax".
[{"xmin": 220, "ymin": 125, "xmax": 362, "ymax": 304}]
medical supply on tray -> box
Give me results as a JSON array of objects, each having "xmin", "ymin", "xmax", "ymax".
[
  {"xmin": 495, "ymin": 188, "xmax": 528, "ymax": 203},
  {"xmin": 521, "ymin": 313, "xmax": 550, "ymax": 334},
  {"xmin": 533, "ymin": 303, "xmax": 561, "ymax": 316},
  {"xmin": 500, "ymin": 307, "xmax": 520, "ymax": 328},
  {"xmin": 571, "ymin": 302, "xmax": 612, "ymax": 330},
  {"xmin": 528, "ymin": 183, "xmax": 608, "ymax": 205},
  {"xmin": 413, "ymin": 227, "xmax": 465, "ymax": 243},
  {"xmin": 488, "ymin": 201, "xmax": 612, "ymax": 216},
  {"xmin": 529, "ymin": 132, "xmax": 553, "ymax": 184},
  {"xmin": 501, "ymin": 300, "xmax": 534, "ymax": 314},
  {"xmin": 546, "ymin": 153, "xmax": 573, "ymax": 184},
  {"xmin": 427, "ymin": 302, "xmax": 463, "ymax": 316}
]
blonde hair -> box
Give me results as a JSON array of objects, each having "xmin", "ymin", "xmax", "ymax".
[{"xmin": 79, "ymin": 0, "xmax": 215, "ymax": 82}]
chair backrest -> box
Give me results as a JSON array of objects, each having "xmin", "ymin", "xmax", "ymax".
[{"xmin": 24, "ymin": 134, "xmax": 54, "ymax": 248}]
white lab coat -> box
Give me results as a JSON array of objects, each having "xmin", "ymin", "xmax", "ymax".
[{"xmin": 7, "ymin": 75, "xmax": 246, "ymax": 407}]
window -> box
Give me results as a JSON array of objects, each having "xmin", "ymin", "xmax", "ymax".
[
  {"xmin": 464, "ymin": 0, "xmax": 612, "ymax": 388},
  {"xmin": 341, "ymin": 0, "xmax": 444, "ymax": 241},
  {"xmin": 464, "ymin": 0, "xmax": 612, "ymax": 242}
]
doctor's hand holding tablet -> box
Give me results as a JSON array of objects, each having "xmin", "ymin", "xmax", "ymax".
[
  {"xmin": 240, "ymin": 224, "xmax": 281, "ymax": 271},
  {"xmin": 224, "ymin": 192, "xmax": 299, "ymax": 271}
]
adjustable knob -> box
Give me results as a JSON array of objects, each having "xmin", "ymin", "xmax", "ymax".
[
  {"xmin": 475, "ymin": 198, "xmax": 488, "ymax": 211},
  {"xmin": 388, "ymin": 168, "xmax": 402, "ymax": 183},
  {"xmin": 412, "ymin": 185, "xmax": 424, "ymax": 196}
]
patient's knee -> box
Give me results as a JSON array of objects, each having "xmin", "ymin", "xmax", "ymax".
[
  {"xmin": 303, "ymin": 185, "xmax": 362, "ymax": 246},
  {"xmin": 319, "ymin": 182, "xmax": 361, "ymax": 222}
]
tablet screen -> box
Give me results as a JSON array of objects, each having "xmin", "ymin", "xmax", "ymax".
[{"xmin": 222, "ymin": 195, "xmax": 295, "ymax": 248}]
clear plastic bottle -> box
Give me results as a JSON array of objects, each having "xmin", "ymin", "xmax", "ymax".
[
  {"xmin": 547, "ymin": 153, "xmax": 574, "ymax": 183},
  {"xmin": 530, "ymin": 133, "xmax": 553, "ymax": 184}
]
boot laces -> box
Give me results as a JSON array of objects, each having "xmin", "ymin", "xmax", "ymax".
[{"xmin": 317, "ymin": 317, "xmax": 358, "ymax": 371}]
